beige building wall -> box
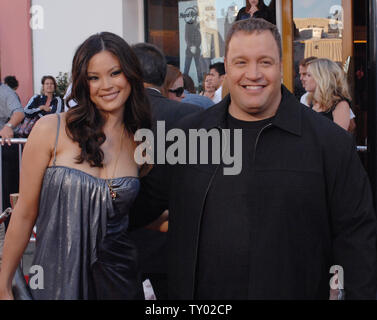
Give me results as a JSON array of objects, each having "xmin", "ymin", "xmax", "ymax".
[{"xmin": 31, "ymin": 0, "xmax": 143, "ymax": 94}]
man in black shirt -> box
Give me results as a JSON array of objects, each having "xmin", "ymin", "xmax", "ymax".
[
  {"xmin": 195, "ymin": 115, "xmax": 274, "ymax": 299},
  {"xmin": 131, "ymin": 18, "xmax": 377, "ymax": 300}
]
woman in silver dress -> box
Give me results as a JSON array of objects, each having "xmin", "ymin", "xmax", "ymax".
[{"xmin": 0, "ymin": 32, "xmax": 162, "ymax": 300}]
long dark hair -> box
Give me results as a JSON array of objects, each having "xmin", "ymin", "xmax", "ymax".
[
  {"xmin": 246, "ymin": 0, "xmax": 268, "ymax": 12},
  {"xmin": 66, "ymin": 32, "xmax": 151, "ymax": 168}
]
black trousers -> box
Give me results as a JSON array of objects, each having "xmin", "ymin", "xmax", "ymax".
[
  {"xmin": 184, "ymin": 47, "xmax": 203, "ymax": 83},
  {"xmin": 1, "ymin": 144, "xmax": 20, "ymax": 212}
]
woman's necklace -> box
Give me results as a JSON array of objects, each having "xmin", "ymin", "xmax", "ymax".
[{"xmin": 105, "ymin": 128, "xmax": 125, "ymax": 200}]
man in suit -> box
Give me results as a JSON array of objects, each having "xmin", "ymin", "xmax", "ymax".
[{"xmin": 129, "ymin": 43, "xmax": 201, "ymax": 299}]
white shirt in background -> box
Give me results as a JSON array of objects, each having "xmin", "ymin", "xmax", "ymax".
[
  {"xmin": 212, "ymin": 85, "xmax": 223, "ymax": 104},
  {"xmin": 63, "ymin": 83, "xmax": 78, "ymax": 111}
]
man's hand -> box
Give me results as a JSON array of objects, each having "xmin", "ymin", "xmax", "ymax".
[{"xmin": 0, "ymin": 126, "xmax": 14, "ymax": 146}]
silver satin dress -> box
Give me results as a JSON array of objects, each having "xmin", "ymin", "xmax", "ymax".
[{"xmin": 29, "ymin": 114, "xmax": 144, "ymax": 300}]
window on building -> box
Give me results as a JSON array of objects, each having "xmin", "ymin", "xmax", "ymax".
[
  {"xmin": 145, "ymin": 0, "xmax": 276, "ymax": 88},
  {"xmin": 292, "ymin": 0, "xmax": 343, "ymax": 99}
]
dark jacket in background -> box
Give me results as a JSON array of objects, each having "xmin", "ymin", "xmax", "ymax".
[
  {"xmin": 129, "ymin": 88, "xmax": 201, "ymax": 299},
  {"xmin": 145, "ymin": 88, "xmax": 201, "ymax": 128},
  {"xmin": 235, "ymin": 6, "xmax": 276, "ymax": 24},
  {"xmin": 131, "ymin": 86, "xmax": 377, "ymax": 300},
  {"xmin": 182, "ymin": 91, "xmax": 214, "ymax": 109},
  {"xmin": 24, "ymin": 94, "xmax": 64, "ymax": 118}
]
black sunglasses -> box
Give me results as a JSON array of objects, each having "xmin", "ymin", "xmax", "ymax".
[{"xmin": 169, "ymin": 87, "xmax": 184, "ymax": 97}]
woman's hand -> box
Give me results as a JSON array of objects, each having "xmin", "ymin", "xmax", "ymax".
[
  {"xmin": 146, "ymin": 210, "xmax": 169, "ymax": 232},
  {"xmin": 203, "ymin": 91, "xmax": 215, "ymax": 100},
  {"xmin": 249, "ymin": 5, "xmax": 259, "ymax": 16},
  {"xmin": 39, "ymin": 104, "xmax": 51, "ymax": 112},
  {"xmin": 0, "ymin": 286, "xmax": 14, "ymax": 300}
]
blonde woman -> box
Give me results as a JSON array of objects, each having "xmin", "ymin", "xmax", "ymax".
[{"xmin": 304, "ymin": 58, "xmax": 351, "ymax": 131}]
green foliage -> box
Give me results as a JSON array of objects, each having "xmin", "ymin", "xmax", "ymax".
[{"xmin": 55, "ymin": 72, "xmax": 69, "ymax": 97}]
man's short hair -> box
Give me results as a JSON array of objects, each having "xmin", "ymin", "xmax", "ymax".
[
  {"xmin": 299, "ymin": 56, "xmax": 317, "ymax": 67},
  {"xmin": 209, "ymin": 62, "xmax": 225, "ymax": 76},
  {"xmin": 131, "ymin": 43, "xmax": 167, "ymax": 86},
  {"xmin": 4, "ymin": 75, "xmax": 19, "ymax": 90},
  {"xmin": 225, "ymin": 18, "xmax": 282, "ymax": 60}
]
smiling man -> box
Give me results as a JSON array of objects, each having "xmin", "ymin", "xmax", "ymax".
[
  {"xmin": 131, "ymin": 18, "xmax": 377, "ymax": 300},
  {"xmin": 225, "ymin": 26, "xmax": 282, "ymax": 121}
]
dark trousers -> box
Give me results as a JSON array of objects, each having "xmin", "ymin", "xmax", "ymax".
[
  {"xmin": 1, "ymin": 144, "xmax": 20, "ymax": 214},
  {"xmin": 184, "ymin": 48, "xmax": 203, "ymax": 83}
]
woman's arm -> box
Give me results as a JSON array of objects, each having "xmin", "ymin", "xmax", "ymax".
[
  {"xmin": 332, "ymin": 100, "xmax": 351, "ymax": 131},
  {"xmin": 0, "ymin": 115, "xmax": 57, "ymax": 299},
  {"xmin": 0, "ymin": 111, "xmax": 25, "ymax": 145}
]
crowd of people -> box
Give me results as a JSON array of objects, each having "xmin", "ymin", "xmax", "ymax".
[{"xmin": 0, "ymin": 4, "xmax": 376, "ymax": 301}]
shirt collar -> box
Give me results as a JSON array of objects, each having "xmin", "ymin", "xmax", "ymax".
[
  {"xmin": 146, "ymin": 87, "xmax": 161, "ymax": 94},
  {"xmin": 201, "ymin": 85, "xmax": 302, "ymax": 136}
]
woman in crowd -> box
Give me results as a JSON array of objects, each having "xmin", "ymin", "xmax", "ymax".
[
  {"xmin": 163, "ymin": 64, "xmax": 185, "ymax": 102},
  {"xmin": 0, "ymin": 32, "xmax": 155, "ymax": 299},
  {"xmin": 200, "ymin": 73, "xmax": 216, "ymax": 100},
  {"xmin": 17, "ymin": 76, "xmax": 64, "ymax": 137},
  {"xmin": 25, "ymin": 75, "xmax": 64, "ymax": 117},
  {"xmin": 235, "ymin": 0, "xmax": 275, "ymax": 24},
  {"xmin": 305, "ymin": 58, "xmax": 351, "ymax": 131}
]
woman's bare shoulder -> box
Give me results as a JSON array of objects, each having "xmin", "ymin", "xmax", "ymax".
[
  {"xmin": 335, "ymin": 100, "xmax": 351, "ymax": 110},
  {"xmin": 33, "ymin": 112, "xmax": 69, "ymax": 130},
  {"xmin": 33, "ymin": 113, "xmax": 58, "ymax": 128},
  {"xmin": 28, "ymin": 113, "xmax": 63, "ymax": 144}
]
